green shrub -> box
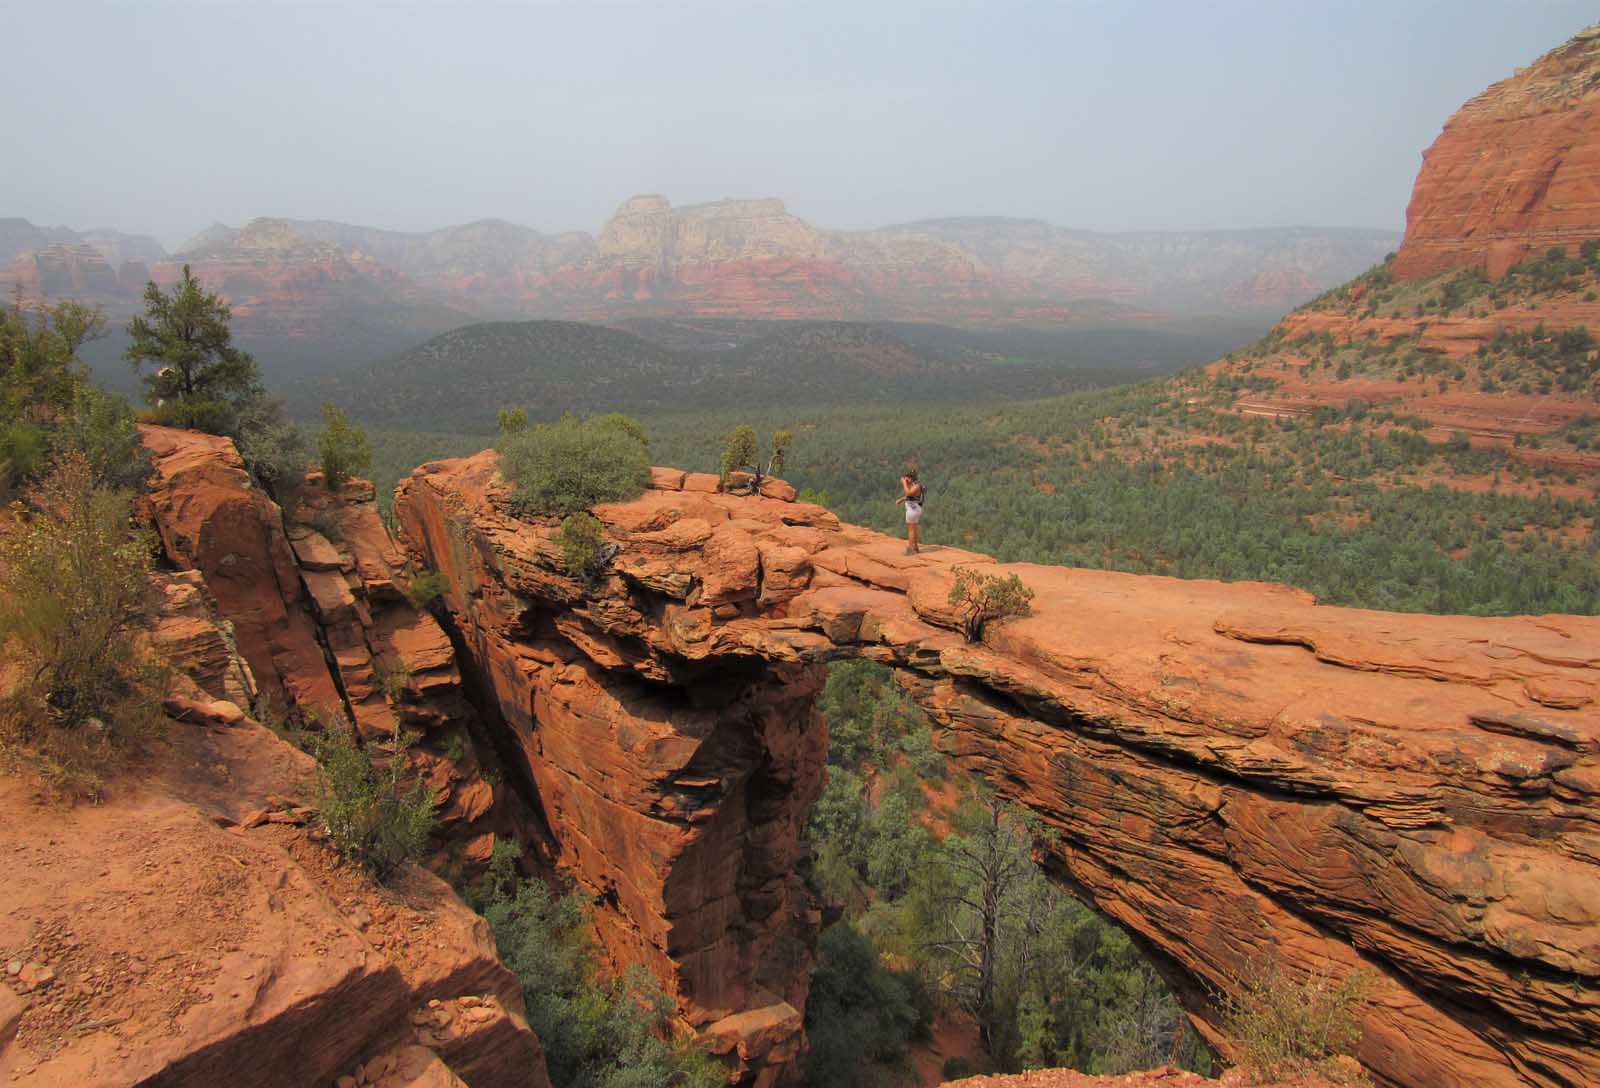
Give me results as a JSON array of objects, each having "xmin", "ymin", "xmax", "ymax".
[
  {"xmin": 483, "ymin": 876, "xmax": 724, "ymax": 1088},
  {"xmin": 592, "ymin": 411, "xmax": 650, "ymax": 450},
  {"xmin": 234, "ymin": 396, "xmax": 309, "ymax": 496},
  {"xmin": 0, "ymin": 299, "xmax": 150, "ymax": 497},
  {"xmin": 497, "ymin": 412, "xmax": 650, "ymax": 516},
  {"xmin": 56, "ymin": 386, "xmax": 152, "ymax": 493},
  {"xmin": 557, "ymin": 511, "xmax": 609, "ymax": 583},
  {"xmin": 770, "ymin": 429, "xmax": 793, "ymax": 475},
  {"xmin": 720, "ymin": 424, "xmax": 758, "ymax": 485},
  {"xmin": 440, "ymin": 731, "xmax": 467, "ymax": 763},
  {"xmin": 312, "ymin": 723, "xmax": 435, "ymax": 882},
  {"xmin": 719, "ymin": 424, "xmax": 795, "ymax": 486},
  {"xmin": 1220, "ymin": 960, "xmax": 1374, "ymax": 1082},
  {"xmin": 497, "ymin": 407, "xmax": 529, "ymax": 436},
  {"xmin": 942, "ymin": 1056, "xmax": 974, "ymax": 1080},
  {"xmin": 0, "ymin": 451, "xmax": 161, "ymax": 794},
  {"xmin": 0, "ymin": 421, "xmax": 50, "ymax": 495},
  {"xmin": 375, "ymin": 662, "xmax": 412, "ymax": 702},
  {"xmin": 405, "ymin": 569, "xmax": 449, "ymax": 609},
  {"xmin": 318, "ymin": 401, "xmax": 372, "ymax": 490},
  {"xmin": 947, "ymin": 567, "xmax": 1035, "ymax": 642},
  {"xmin": 803, "ymin": 923, "xmax": 923, "ymax": 1087}
]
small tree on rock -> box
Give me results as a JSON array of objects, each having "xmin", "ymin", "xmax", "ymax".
[
  {"xmin": 318, "ymin": 402, "xmax": 371, "ymax": 490},
  {"xmin": 126, "ymin": 265, "xmax": 261, "ymax": 434},
  {"xmin": 720, "ymin": 425, "xmax": 795, "ymax": 489},
  {"xmin": 948, "ymin": 567, "xmax": 1035, "ymax": 642}
]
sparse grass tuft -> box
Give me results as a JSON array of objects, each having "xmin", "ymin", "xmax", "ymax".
[
  {"xmin": 556, "ymin": 512, "xmax": 609, "ymax": 584},
  {"xmin": 312, "ymin": 721, "xmax": 435, "ymax": 881},
  {"xmin": 0, "ymin": 451, "xmax": 162, "ymax": 798},
  {"xmin": 1220, "ymin": 959, "xmax": 1375, "ymax": 1084}
]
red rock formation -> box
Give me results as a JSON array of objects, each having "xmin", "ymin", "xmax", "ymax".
[
  {"xmin": 140, "ymin": 424, "xmax": 342, "ymax": 716},
  {"xmin": 0, "ymin": 572, "xmax": 549, "ymax": 1088},
  {"xmin": 143, "ymin": 208, "xmax": 1391, "ymax": 338},
  {"xmin": 1393, "ymin": 26, "xmax": 1600, "ymax": 280},
  {"xmin": 138, "ymin": 425, "xmax": 539, "ymax": 864},
  {"xmin": 397, "ymin": 451, "xmax": 1600, "ymax": 1088}
]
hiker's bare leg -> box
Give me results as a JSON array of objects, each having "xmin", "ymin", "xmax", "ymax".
[{"xmin": 908, "ymin": 522, "xmax": 920, "ymax": 554}]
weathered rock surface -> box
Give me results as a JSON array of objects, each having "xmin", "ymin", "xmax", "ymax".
[
  {"xmin": 140, "ymin": 424, "xmax": 342, "ymax": 716},
  {"xmin": 0, "ymin": 575, "xmax": 549, "ymax": 1088},
  {"xmin": 139, "ymin": 425, "xmax": 537, "ymax": 863},
  {"xmin": 1393, "ymin": 26, "xmax": 1600, "ymax": 279},
  {"xmin": 398, "ymin": 451, "xmax": 1600, "ymax": 1088}
]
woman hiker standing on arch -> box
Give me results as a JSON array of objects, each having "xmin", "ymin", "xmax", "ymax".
[{"xmin": 896, "ymin": 467, "xmax": 924, "ymax": 555}]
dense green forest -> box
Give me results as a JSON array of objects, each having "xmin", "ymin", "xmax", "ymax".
[
  {"xmin": 299, "ymin": 316, "xmax": 1256, "ymax": 429},
  {"xmin": 800, "ymin": 661, "xmax": 1211, "ymax": 1083},
  {"xmin": 367, "ymin": 368, "xmax": 1598, "ymax": 616}
]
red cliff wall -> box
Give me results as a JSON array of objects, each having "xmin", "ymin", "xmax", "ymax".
[{"xmin": 1393, "ymin": 26, "xmax": 1600, "ymax": 280}]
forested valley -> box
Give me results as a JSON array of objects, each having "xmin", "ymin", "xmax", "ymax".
[{"xmin": 368, "ymin": 362, "xmax": 1599, "ymax": 618}]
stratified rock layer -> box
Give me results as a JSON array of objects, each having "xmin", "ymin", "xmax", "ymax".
[
  {"xmin": 398, "ymin": 451, "xmax": 1600, "ymax": 1088},
  {"xmin": 0, "ymin": 574, "xmax": 549, "ymax": 1088},
  {"xmin": 1393, "ymin": 26, "xmax": 1600, "ymax": 279},
  {"xmin": 138, "ymin": 425, "xmax": 537, "ymax": 865}
]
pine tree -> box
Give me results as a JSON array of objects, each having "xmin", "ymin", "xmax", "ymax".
[{"xmin": 125, "ymin": 265, "xmax": 261, "ymax": 434}]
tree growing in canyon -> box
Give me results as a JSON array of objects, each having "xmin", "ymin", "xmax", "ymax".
[
  {"xmin": 1219, "ymin": 960, "xmax": 1375, "ymax": 1082},
  {"xmin": 312, "ymin": 721, "xmax": 435, "ymax": 881},
  {"xmin": 557, "ymin": 512, "xmax": 610, "ymax": 584},
  {"xmin": 920, "ymin": 793, "xmax": 1042, "ymax": 1053},
  {"xmin": 1, "ymin": 298, "xmax": 148, "ymax": 496},
  {"xmin": 318, "ymin": 401, "xmax": 372, "ymax": 490},
  {"xmin": 126, "ymin": 265, "xmax": 262, "ymax": 435}
]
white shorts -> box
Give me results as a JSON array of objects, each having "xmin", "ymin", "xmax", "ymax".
[{"xmin": 905, "ymin": 500, "xmax": 922, "ymax": 525}]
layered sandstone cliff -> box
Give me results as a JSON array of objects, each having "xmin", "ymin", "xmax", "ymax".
[
  {"xmin": 397, "ymin": 452, "xmax": 1600, "ymax": 1088},
  {"xmin": 0, "ymin": 570, "xmax": 549, "ymax": 1088},
  {"xmin": 138, "ymin": 425, "xmax": 537, "ymax": 866},
  {"xmin": 1393, "ymin": 26, "xmax": 1600, "ymax": 279}
]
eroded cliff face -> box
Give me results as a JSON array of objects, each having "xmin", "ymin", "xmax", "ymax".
[
  {"xmin": 397, "ymin": 451, "xmax": 1600, "ymax": 1088},
  {"xmin": 1393, "ymin": 26, "xmax": 1600, "ymax": 280},
  {"xmin": 0, "ymin": 570, "xmax": 550, "ymax": 1088},
  {"xmin": 138, "ymin": 424, "xmax": 537, "ymax": 867}
]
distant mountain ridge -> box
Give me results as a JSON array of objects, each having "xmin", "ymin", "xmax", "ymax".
[
  {"xmin": 0, "ymin": 204, "xmax": 1394, "ymax": 383},
  {"xmin": 232, "ymin": 200, "xmax": 1394, "ymax": 321}
]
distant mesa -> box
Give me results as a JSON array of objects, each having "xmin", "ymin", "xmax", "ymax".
[
  {"xmin": 0, "ymin": 198, "xmax": 1398, "ymax": 345},
  {"xmin": 1202, "ymin": 23, "xmax": 1600, "ymax": 482}
]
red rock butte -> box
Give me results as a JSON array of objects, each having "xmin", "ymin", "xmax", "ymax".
[
  {"xmin": 393, "ymin": 450, "xmax": 1600, "ymax": 1088},
  {"xmin": 1393, "ymin": 26, "xmax": 1600, "ymax": 280}
]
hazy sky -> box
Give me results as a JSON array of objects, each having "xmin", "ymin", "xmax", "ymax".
[{"xmin": 5, "ymin": 1, "xmax": 1594, "ymax": 248}]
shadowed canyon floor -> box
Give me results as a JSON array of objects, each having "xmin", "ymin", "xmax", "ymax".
[{"xmin": 393, "ymin": 450, "xmax": 1600, "ymax": 1088}]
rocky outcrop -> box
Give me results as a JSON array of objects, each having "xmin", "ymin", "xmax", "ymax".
[
  {"xmin": 1393, "ymin": 26, "xmax": 1600, "ymax": 280},
  {"xmin": 397, "ymin": 451, "xmax": 1600, "ymax": 1088},
  {"xmin": 153, "ymin": 218, "xmax": 459, "ymax": 346},
  {"xmin": 0, "ymin": 573, "xmax": 549, "ymax": 1088},
  {"xmin": 7, "ymin": 242, "xmax": 123, "ymax": 298},
  {"xmin": 140, "ymin": 424, "xmax": 342, "ymax": 716},
  {"xmin": 138, "ymin": 425, "xmax": 535, "ymax": 864}
]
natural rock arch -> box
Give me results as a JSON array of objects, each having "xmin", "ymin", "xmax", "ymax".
[{"xmin": 395, "ymin": 453, "xmax": 1600, "ymax": 1088}]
